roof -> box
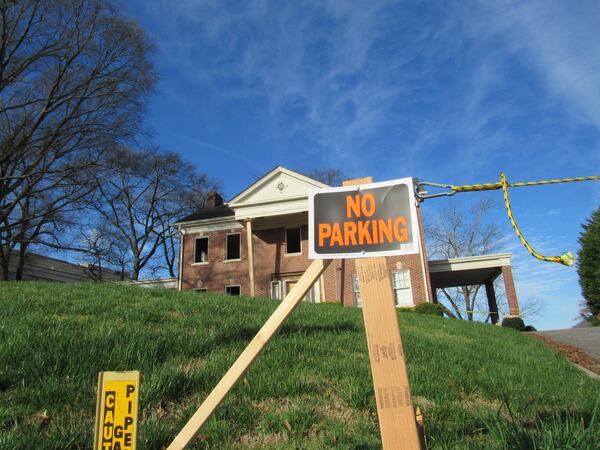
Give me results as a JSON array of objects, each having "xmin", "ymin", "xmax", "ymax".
[
  {"xmin": 174, "ymin": 166, "xmax": 327, "ymax": 225},
  {"xmin": 175, "ymin": 205, "xmax": 235, "ymax": 224},
  {"xmin": 228, "ymin": 166, "xmax": 328, "ymax": 205},
  {"xmin": 428, "ymin": 253, "xmax": 512, "ymax": 288}
]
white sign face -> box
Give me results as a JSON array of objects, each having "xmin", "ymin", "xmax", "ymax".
[{"xmin": 308, "ymin": 178, "xmax": 420, "ymax": 259}]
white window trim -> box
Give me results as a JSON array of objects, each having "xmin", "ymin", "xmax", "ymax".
[
  {"xmin": 391, "ymin": 269, "xmax": 413, "ymax": 308},
  {"xmin": 352, "ymin": 274, "xmax": 362, "ymax": 308},
  {"xmin": 225, "ymin": 285, "xmax": 241, "ymax": 295},
  {"xmin": 284, "ymin": 226, "xmax": 302, "ymax": 256},
  {"xmin": 271, "ymin": 280, "xmax": 282, "ymax": 300},
  {"xmin": 224, "ymin": 232, "xmax": 242, "ymax": 262},
  {"xmin": 192, "ymin": 236, "xmax": 209, "ymax": 265}
]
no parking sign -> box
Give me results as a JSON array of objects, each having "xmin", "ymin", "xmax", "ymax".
[{"xmin": 308, "ymin": 178, "xmax": 421, "ymax": 259}]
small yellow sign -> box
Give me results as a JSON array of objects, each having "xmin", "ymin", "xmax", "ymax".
[{"xmin": 94, "ymin": 371, "xmax": 140, "ymax": 450}]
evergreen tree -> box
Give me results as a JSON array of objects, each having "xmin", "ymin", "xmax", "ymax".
[{"xmin": 577, "ymin": 207, "xmax": 600, "ymax": 324}]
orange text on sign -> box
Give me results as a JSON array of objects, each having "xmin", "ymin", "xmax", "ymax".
[{"xmin": 318, "ymin": 194, "xmax": 408, "ymax": 247}]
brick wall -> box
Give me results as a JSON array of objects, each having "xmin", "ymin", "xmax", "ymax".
[
  {"xmin": 252, "ymin": 225, "xmax": 313, "ymax": 297},
  {"xmin": 321, "ymin": 254, "xmax": 429, "ymax": 307},
  {"xmin": 181, "ymin": 225, "xmax": 313, "ymax": 296},
  {"xmin": 181, "ymin": 204, "xmax": 431, "ymax": 309},
  {"xmin": 181, "ymin": 227, "xmax": 249, "ymax": 294},
  {"xmin": 502, "ymin": 265, "xmax": 521, "ymax": 315}
]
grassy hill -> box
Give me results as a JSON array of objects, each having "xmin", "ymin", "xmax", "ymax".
[{"xmin": 0, "ymin": 283, "xmax": 599, "ymax": 449}]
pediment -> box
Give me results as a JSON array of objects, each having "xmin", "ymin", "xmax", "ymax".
[{"xmin": 229, "ymin": 167, "xmax": 328, "ymax": 207}]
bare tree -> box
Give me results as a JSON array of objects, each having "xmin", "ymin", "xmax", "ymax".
[
  {"xmin": 86, "ymin": 146, "xmax": 216, "ymax": 280},
  {"xmin": 306, "ymin": 168, "xmax": 344, "ymax": 186},
  {"xmin": 426, "ymin": 199, "xmax": 504, "ymax": 321},
  {"xmin": 0, "ymin": 0, "xmax": 156, "ymax": 279},
  {"xmin": 79, "ymin": 223, "xmax": 130, "ymax": 281}
]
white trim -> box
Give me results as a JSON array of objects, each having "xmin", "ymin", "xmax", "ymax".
[
  {"xmin": 233, "ymin": 194, "xmax": 309, "ymax": 208},
  {"xmin": 352, "ymin": 273, "xmax": 362, "ymax": 308},
  {"xmin": 428, "ymin": 253, "xmax": 512, "ymax": 272},
  {"xmin": 229, "ymin": 166, "xmax": 328, "ymax": 205},
  {"xmin": 177, "ymin": 226, "xmax": 183, "ymax": 291},
  {"xmin": 285, "ymin": 226, "xmax": 302, "ymax": 256},
  {"xmin": 417, "ymin": 230, "xmax": 430, "ymax": 303},
  {"xmin": 182, "ymin": 219, "xmax": 243, "ymax": 234},
  {"xmin": 308, "ymin": 177, "xmax": 421, "ymax": 259},
  {"xmin": 224, "ymin": 232, "xmax": 241, "ymax": 261},
  {"xmin": 270, "ymin": 280, "xmax": 282, "ymax": 300},
  {"xmin": 233, "ymin": 201, "xmax": 310, "ymax": 221},
  {"xmin": 391, "ymin": 269, "xmax": 414, "ymax": 307},
  {"xmin": 174, "ymin": 215, "xmax": 237, "ymax": 228}
]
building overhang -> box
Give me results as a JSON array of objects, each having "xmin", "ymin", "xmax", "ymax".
[{"xmin": 428, "ymin": 253, "xmax": 512, "ymax": 288}]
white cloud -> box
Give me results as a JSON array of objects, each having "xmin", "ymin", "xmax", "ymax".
[{"xmin": 481, "ymin": 0, "xmax": 600, "ymax": 128}]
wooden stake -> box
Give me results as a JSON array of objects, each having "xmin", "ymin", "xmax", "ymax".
[
  {"xmin": 343, "ymin": 177, "xmax": 421, "ymax": 450},
  {"xmin": 167, "ymin": 258, "xmax": 331, "ymax": 450}
]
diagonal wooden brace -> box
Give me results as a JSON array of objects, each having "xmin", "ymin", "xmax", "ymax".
[{"xmin": 167, "ymin": 258, "xmax": 331, "ymax": 450}]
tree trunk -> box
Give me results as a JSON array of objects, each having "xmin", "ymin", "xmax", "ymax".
[
  {"xmin": 0, "ymin": 255, "xmax": 9, "ymax": 280},
  {"xmin": 97, "ymin": 257, "xmax": 103, "ymax": 282},
  {"xmin": 132, "ymin": 255, "xmax": 140, "ymax": 281},
  {"xmin": 15, "ymin": 243, "xmax": 27, "ymax": 281}
]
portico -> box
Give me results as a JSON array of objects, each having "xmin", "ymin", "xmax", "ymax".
[{"xmin": 428, "ymin": 253, "xmax": 520, "ymax": 323}]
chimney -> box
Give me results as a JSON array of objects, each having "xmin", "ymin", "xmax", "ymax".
[{"xmin": 206, "ymin": 191, "xmax": 223, "ymax": 208}]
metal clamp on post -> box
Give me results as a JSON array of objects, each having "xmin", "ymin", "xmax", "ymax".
[{"xmin": 414, "ymin": 181, "xmax": 457, "ymax": 201}]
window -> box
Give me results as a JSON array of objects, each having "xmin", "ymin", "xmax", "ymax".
[
  {"xmin": 281, "ymin": 278, "xmax": 319, "ymax": 303},
  {"xmin": 194, "ymin": 237, "xmax": 208, "ymax": 263},
  {"xmin": 225, "ymin": 285, "xmax": 241, "ymax": 296},
  {"xmin": 352, "ymin": 274, "xmax": 361, "ymax": 307},
  {"xmin": 286, "ymin": 227, "xmax": 301, "ymax": 254},
  {"xmin": 271, "ymin": 280, "xmax": 282, "ymax": 300},
  {"xmin": 225, "ymin": 233, "xmax": 241, "ymax": 260},
  {"xmin": 391, "ymin": 270, "xmax": 413, "ymax": 307},
  {"xmin": 194, "ymin": 288, "xmax": 208, "ymax": 293}
]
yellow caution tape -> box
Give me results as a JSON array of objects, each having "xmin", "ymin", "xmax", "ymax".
[
  {"xmin": 450, "ymin": 175, "xmax": 600, "ymax": 193},
  {"xmin": 499, "ymin": 172, "xmax": 575, "ymax": 266},
  {"xmin": 419, "ymin": 174, "xmax": 600, "ymax": 267}
]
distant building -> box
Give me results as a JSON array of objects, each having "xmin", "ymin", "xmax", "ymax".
[
  {"xmin": 174, "ymin": 167, "xmax": 520, "ymax": 321},
  {"xmin": 4, "ymin": 251, "xmax": 126, "ymax": 283}
]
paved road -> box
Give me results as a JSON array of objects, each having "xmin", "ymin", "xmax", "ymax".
[{"xmin": 539, "ymin": 327, "xmax": 600, "ymax": 360}]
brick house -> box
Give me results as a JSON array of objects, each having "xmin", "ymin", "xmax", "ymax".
[{"xmin": 174, "ymin": 167, "xmax": 520, "ymax": 321}]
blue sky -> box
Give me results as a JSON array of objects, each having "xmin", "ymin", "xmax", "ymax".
[{"xmin": 125, "ymin": 0, "xmax": 600, "ymax": 330}]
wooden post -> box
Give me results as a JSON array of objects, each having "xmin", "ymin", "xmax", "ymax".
[
  {"xmin": 246, "ymin": 219, "xmax": 255, "ymax": 297},
  {"xmin": 167, "ymin": 258, "xmax": 331, "ymax": 450},
  {"xmin": 343, "ymin": 177, "xmax": 421, "ymax": 450}
]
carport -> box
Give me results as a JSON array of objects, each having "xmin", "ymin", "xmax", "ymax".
[{"xmin": 428, "ymin": 253, "xmax": 520, "ymax": 323}]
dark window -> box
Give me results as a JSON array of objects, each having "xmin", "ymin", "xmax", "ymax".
[
  {"xmin": 286, "ymin": 227, "xmax": 301, "ymax": 254},
  {"xmin": 194, "ymin": 237, "xmax": 208, "ymax": 263},
  {"xmin": 194, "ymin": 288, "xmax": 208, "ymax": 293},
  {"xmin": 225, "ymin": 233, "xmax": 241, "ymax": 260},
  {"xmin": 225, "ymin": 285, "xmax": 240, "ymax": 296}
]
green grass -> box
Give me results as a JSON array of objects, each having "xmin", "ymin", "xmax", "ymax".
[{"xmin": 0, "ymin": 282, "xmax": 599, "ymax": 449}]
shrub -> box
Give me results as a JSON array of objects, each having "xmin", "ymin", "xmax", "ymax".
[
  {"xmin": 523, "ymin": 325, "xmax": 537, "ymax": 332},
  {"xmin": 320, "ymin": 300, "xmax": 343, "ymax": 306},
  {"xmin": 414, "ymin": 302, "xmax": 448, "ymax": 316},
  {"xmin": 502, "ymin": 317, "xmax": 525, "ymax": 331}
]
